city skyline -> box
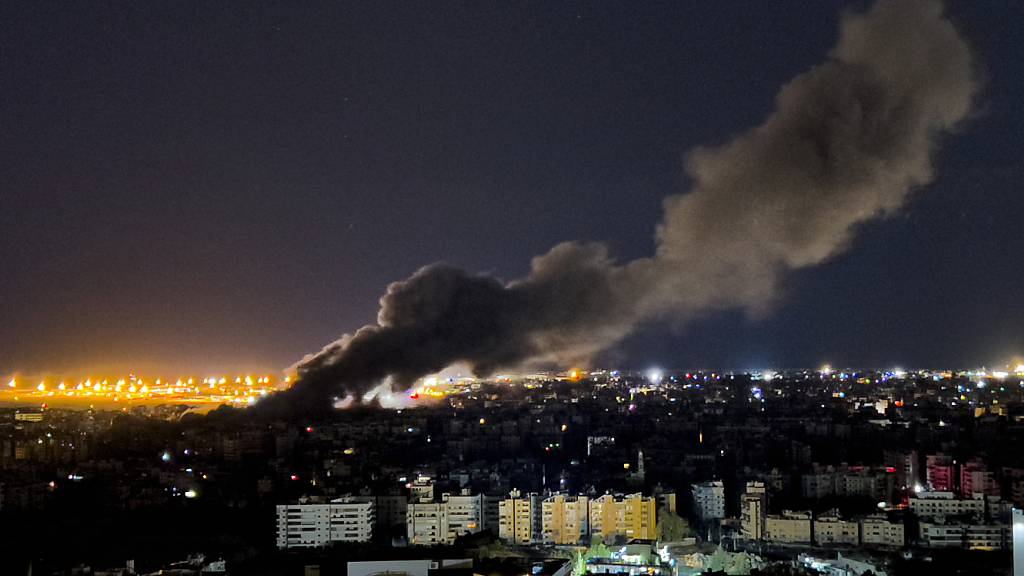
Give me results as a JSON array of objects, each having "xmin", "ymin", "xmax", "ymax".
[{"xmin": 5, "ymin": 1, "xmax": 1024, "ymax": 574}]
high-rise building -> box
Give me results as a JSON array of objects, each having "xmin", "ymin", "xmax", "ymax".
[
  {"xmin": 927, "ymin": 454, "xmax": 955, "ymax": 492},
  {"xmin": 884, "ymin": 450, "xmax": 919, "ymax": 491},
  {"xmin": 692, "ymin": 481, "xmax": 726, "ymax": 522},
  {"xmin": 276, "ymin": 498, "xmax": 375, "ymax": 549},
  {"xmin": 1013, "ymin": 508, "xmax": 1023, "ymax": 576},
  {"xmin": 407, "ymin": 490, "xmax": 486, "ymax": 545},
  {"xmin": 740, "ymin": 482, "xmax": 767, "ymax": 541},
  {"xmin": 499, "ymin": 489, "xmax": 541, "ymax": 545},
  {"xmin": 589, "ymin": 493, "xmax": 657, "ymax": 542},
  {"xmin": 444, "ymin": 491, "xmax": 485, "ymax": 540},
  {"xmin": 960, "ymin": 460, "xmax": 1000, "ymax": 498},
  {"xmin": 542, "ymin": 494, "xmax": 590, "ymax": 544},
  {"xmin": 407, "ymin": 501, "xmax": 449, "ymax": 546}
]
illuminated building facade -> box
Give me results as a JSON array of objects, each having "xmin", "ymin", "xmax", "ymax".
[
  {"xmin": 1013, "ymin": 508, "xmax": 1023, "ymax": 576},
  {"xmin": 499, "ymin": 490, "xmax": 541, "ymax": 545},
  {"xmin": 909, "ymin": 491, "xmax": 985, "ymax": 519},
  {"xmin": 740, "ymin": 482, "xmax": 767, "ymax": 540},
  {"xmin": 444, "ymin": 492, "xmax": 485, "ymax": 540},
  {"xmin": 407, "ymin": 501, "xmax": 449, "ymax": 545},
  {"xmin": 542, "ymin": 494, "xmax": 590, "ymax": 544},
  {"xmin": 276, "ymin": 498, "xmax": 374, "ymax": 549},
  {"xmin": 813, "ymin": 510, "xmax": 859, "ymax": 545},
  {"xmin": 589, "ymin": 493, "xmax": 657, "ymax": 542},
  {"xmin": 859, "ymin": 514, "xmax": 905, "ymax": 547},
  {"xmin": 765, "ymin": 510, "xmax": 812, "ymax": 544}
]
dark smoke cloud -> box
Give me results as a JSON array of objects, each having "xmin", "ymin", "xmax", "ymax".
[{"xmin": 272, "ymin": 0, "xmax": 977, "ymax": 412}]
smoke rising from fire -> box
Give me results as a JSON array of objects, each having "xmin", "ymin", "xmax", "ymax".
[{"xmin": 273, "ymin": 0, "xmax": 976, "ymax": 412}]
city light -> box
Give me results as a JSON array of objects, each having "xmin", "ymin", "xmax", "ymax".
[
  {"xmin": 646, "ymin": 368, "xmax": 663, "ymax": 384},
  {"xmin": 0, "ymin": 373, "xmax": 282, "ymax": 408}
]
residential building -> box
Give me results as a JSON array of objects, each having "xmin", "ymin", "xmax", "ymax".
[
  {"xmin": 444, "ymin": 491, "xmax": 485, "ymax": 540},
  {"xmin": 859, "ymin": 514, "xmax": 905, "ymax": 547},
  {"xmin": 909, "ymin": 492, "xmax": 985, "ymax": 520},
  {"xmin": 692, "ymin": 481, "xmax": 725, "ymax": 522},
  {"xmin": 740, "ymin": 482, "xmax": 767, "ymax": 541},
  {"xmin": 410, "ymin": 475, "xmax": 435, "ymax": 502},
  {"xmin": 919, "ymin": 522, "xmax": 965, "ymax": 548},
  {"xmin": 499, "ymin": 489, "xmax": 541, "ymax": 545},
  {"xmin": 1013, "ymin": 508, "xmax": 1023, "ymax": 576},
  {"xmin": 966, "ymin": 523, "xmax": 1008, "ymax": 550},
  {"xmin": 589, "ymin": 493, "xmax": 657, "ymax": 542},
  {"xmin": 619, "ymin": 493, "xmax": 658, "ymax": 541},
  {"xmin": 542, "ymin": 494, "xmax": 590, "ymax": 544},
  {"xmin": 765, "ymin": 510, "xmax": 812, "ymax": 544},
  {"xmin": 960, "ymin": 460, "xmax": 1000, "ymax": 498},
  {"xmin": 927, "ymin": 454, "xmax": 955, "ymax": 492},
  {"xmin": 814, "ymin": 509, "xmax": 859, "ymax": 546},
  {"xmin": 406, "ymin": 491, "xmax": 486, "ymax": 546},
  {"xmin": 919, "ymin": 521, "xmax": 1009, "ymax": 550},
  {"xmin": 276, "ymin": 497, "xmax": 374, "ymax": 549},
  {"xmin": 407, "ymin": 501, "xmax": 449, "ymax": 546}
]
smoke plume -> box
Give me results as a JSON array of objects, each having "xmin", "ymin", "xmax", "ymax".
[{"xmin": 273, "ymin": 0, "xmax": 976, "ymax": 412}]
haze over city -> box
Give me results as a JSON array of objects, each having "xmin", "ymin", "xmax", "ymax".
[
  {"xmin": 3, "ymin": 1, "xmax": 1023, "ymax": 381},
  {"xmin": 3, "ymin": 1, "xmax": 1024, "ymax": 575}
]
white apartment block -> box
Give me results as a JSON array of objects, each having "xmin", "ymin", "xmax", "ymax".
[
  {"xmin": 859, "ymin": 514, "xmax": 905, "ymax": 547},
  {"xmin": 919, "ymin": 520, "xmax": 1009, "ymax": 550},
  {"xmin": 407, "ymin": 501, "xmax": 449, "ymax": 545},
  {"xmin": 406, "ymin": 491, "xmax": 487, "ymax": 546},
  {"xmin": 692, "ymin": 481, "xmax": 725, "ymax": 522},
  {"xmin": 813, "ymin": 510, "xmax": 859, "ymax": 545},
  {"xmin": 919, "ymin": 522, "xmax": 965, "ymax": 548},
  {"xmin": 909, "ymin": 492, "xmax": 985, "ymax": 520},
  {"xmin": 276, "ymin": 497, "xmax": 374, "ymax": 549},
  {"xmin": 444, "ymin": 492, "xmax": 485, "ymax": 539}
]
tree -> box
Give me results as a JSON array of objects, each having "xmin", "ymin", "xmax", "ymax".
[
  {"xmin": 587, "ymin": 535, "xmax": 612, "ymax": 558},
  {"xmin": 656, "ymin": 507, "xmax": 691, "ymax": 542},
  {"xmin": 571, "ymin": 537, "xmax": 613, "ymax": 576}
]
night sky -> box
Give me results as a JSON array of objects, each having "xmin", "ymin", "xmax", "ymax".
[{"xmin": 2, "ymin": 1, "xmax": 1022, "ymax": 377}]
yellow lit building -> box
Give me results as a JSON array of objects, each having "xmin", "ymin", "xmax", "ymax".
[
  {"xmin": 765, "ymin": 510, "xmax": 812, "ymax": 543},
  {"xmin": 542, "ymin": 494, "xmax": 590, "ymax": 544},
  {"xmin": 590, "ymin": 493, "xmax": 657, "ymax": 542},
  {"xmin": 499, "ymin": 489, "xmax": 540, "ymax": 545}
]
